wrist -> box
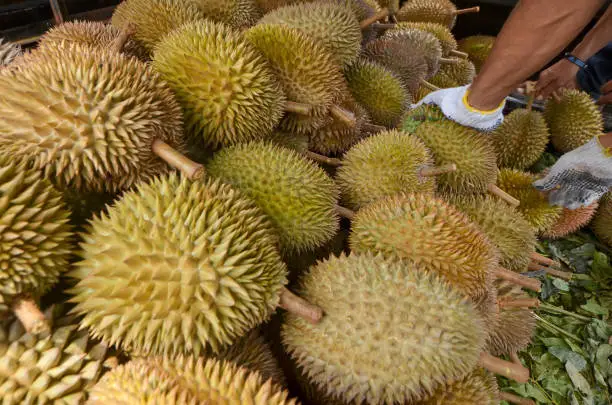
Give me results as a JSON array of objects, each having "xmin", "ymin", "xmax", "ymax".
[
  {"xmin": 464, "ymin": 87, "xmax": 505, "ymax": 114},
  {"xmin": 563, "ymin": 52, "xmax": 588, "ymax": 70},
  {"xmin": 597, "ymin": 133, "xmax": 612, "ymax": 157}
]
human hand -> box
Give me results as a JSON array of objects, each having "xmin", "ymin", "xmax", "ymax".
[
  {"xmin": 597, "ymin": 80, "xmax": 612, "ymax": 105},
  {"xmin": 413, "ymin": 85, "xmax": 505, "ymax": 131},
  {"xmin": 534, "ymin": 59, "xmax": 579, "ymax": 99},
  {"xmin": 533, "ymin": 136, "xmax": 612, "ymax": 209}
]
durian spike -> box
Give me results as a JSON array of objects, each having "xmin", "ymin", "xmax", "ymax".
[
  {"xmin": 152, "ymin": 139, "xmax": 205, "ymax": 181},
  {"xmin": 371, "ymin": 22, "xmax": 396, "ymax": 30},
  {"xmin": 530, "ymin": 252, "xmax": 561, "ymax": 268},
  {"xmin": 284, "ymin": 101, "xmax": 313, "ymax": 116},
  {"xmin": 487, "ymin": 184, "xmax": 520, "ymax": 206},
  {"xmin": 479, "ymin": 352, "xmax": 530, "ymax": 383},
  {"xmin": 330, "ymin": 105, "xmax": 357, "ymax": 127},
  {"xmin": 440, "ymin": 57, "xmax": 460, "ymax": 64},
  {"xmin": 526, "ymin": 262, "xmax": 573, "ymax": 281},
  {"xmin": 362, "ymin": 123, "xmax": 387, "ymax": 133},
  {"xmin": 497, "ymin": 297, "xmax": 540, "ymax": 310},
  {"xmin": 500, "ymin": 392, "xmax": 536, "ymax": 405},
  {"xmin": 420, "ymin": 79, "xmax": 440, "ymax": 91},
  {"xmin": 303, "ymin": 150, "xmax": 342, "ymax": 166},
  {"xmin": 360, "ymin": 8, "xmax": 391, "ymax": 29},
  {"xmin": 493, "ymin": 267, "xmax": 542, "ymax": 292},
  {"xmin": 335, "ymin": 205, "xmax": 355, "ymax": 220},
  {"xmin": 12, "ymin": 297, "xmax": 50, "ymax": 333},
  {"xmin": 103, "ymin": 357, "xmax": 120, "ymax": 369},
  {"xmin": 279, "ymin": 288, "xmax": 323, "ymax": 324},
  {"xmin": 419, "ymin": 163, "xmax": 457, "ymax": 177},
  {"xmin": 453, "ymin": 6, "xmax": 480, "ymax": 15},
  {"xmin": 449, "ymin": 49, "xmax": 469, "ymax": 59},
  {"xmin": 110, "ymin": 24, "xmax": 135, "ymax": 53}
]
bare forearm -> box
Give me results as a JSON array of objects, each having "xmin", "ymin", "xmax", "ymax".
[
  {"xmin": 572, "ymin": 5, "xmax": 612, "ymax": 60},
  {"xmin": 600, "ymin": 132, "xmax": 612, "ymax": 149},
  {"xmin": 468, "ymin": 0, "xmax": 605, "ymax": 110}
]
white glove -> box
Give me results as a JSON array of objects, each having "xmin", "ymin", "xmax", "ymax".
[
  {"xmin": 413, "ymin": 85, "xmax": 506, "ymax": 131},
  {"xmin": 533, "ymin": 136, "xmax": 612, "ymax": 209}
]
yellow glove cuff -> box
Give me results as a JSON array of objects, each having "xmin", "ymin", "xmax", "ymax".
[
  {"xmin": 596, "ymin": 134, "xmax": 612, "ymax": 158},
  {"xmin": 462, "ymin": 89, "xmax": 505, "ymax": 114}
]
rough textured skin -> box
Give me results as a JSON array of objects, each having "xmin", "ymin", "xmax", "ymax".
[
  {"xmin": 497, "ymin": 169, "xmax": 561, "ymax": 232},
  {"xmin": 350, "ymin": 193, "xmax": 497, "ymax": 301},
  {"xmin": 153, "ymin": 21, "xmax": 285, "ymax": 149},
  {"xmin": 413, "ymin": 73, "xmax": 458, "ymax": 101},
  {"xmin": 0, "ymin": 310, "xmax": 110, "ymax": 405},
  {"xmin": 397, "ymin": 0, "xmax": 460, "ymax": 29},
  {"xmin": 437, "ymin": 58, "xmax": 476, "ymax": 85},
  {"xmin": 544, "ymin": 89, "xmax": 604, "ymax": 153},
  {"xmin": 0, "ymin": 38, "xmax": 22, "ymax": 66},
  {"xmin": 260, "ymin": 1, "xmax": 361, "ymax": 67},
  {"xmin": 400, "ymin": 104, "xmax": 446, "ymax": 134},
  {"xmin": 192, "ymin": 0, "xmax": 262, "ymax": 29},
  {"xmin": 255, "ymin": 0, "xmax": 303, "ymax": 13},
  {"xmin": 69, "ymin": 174, "xmax": 288, "ymax": 357},
  {"xmin": 415, "ymin": 368, "xmax": 499, "ymax": 405},
  {"xmin": 413, "ymin": 120, "xmax": 498, "ymax": 194},
  {"xmin": 541, "ymin": 202, "xmax": 598, "ymax": 239},
  {"xmin": 246, "ymin": 24, "xmax": 346, "ymax": 133},
  {"xmin": 336, "ymin": 130, "xmax": 436, "ymax": 210},
  {"xmin": 392, "ymin": 22, "xmax": 457, "ymax": 55},
  {"xmin": 345, "ymin": 59, "xmax": 409, "ymax": 127},
  {"xmin": 457, "ymin": 35, "xmax": 495, "ymax": 73},
  {"xmin": 0, "ymin": 158, "xmax": 72, "ymax": 314},
  {"xmin": 270, "ymin": 131, "xmax": 310, "ymax": 153},
  {"xmin": 0, "ymin": 43, "xmax": 185, "ymax": 193},
  {"xmin": 383, "ymin": 29, "xmax": 443, "ymax": 78},
  {"xmin": 447, "ymin": 195, "xmax": 537, "ymax": 272},
  {"xmin": 111, "ymin": 0, "xmax": 205, "ymax": 55},
  {"xmin": 282, "ymin": 253, "xmax": 486, "ymax": 405},
  {"xmin": 592, "ymin": 193, "xmax": 612, "ymax": 247},
  {"xmin": 492, "ymin": 109, "xmax": 550, "ymax": 170},
  {"xmin": 207, "ymin": 141, "xmax": 339, "ymax": 253}
]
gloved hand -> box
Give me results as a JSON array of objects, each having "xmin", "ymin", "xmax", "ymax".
[
  {"xmin": 533, "ymin": 135, "xmax": 612, "ymax": 209},
  {"xmin": 413, "ymin": 85, "xmax": 506, "ymax": 131}
]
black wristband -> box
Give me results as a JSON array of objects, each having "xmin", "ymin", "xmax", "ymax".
[{"xmin": 564, "ymin": 52, "xmax": 588, "ymax": 69}]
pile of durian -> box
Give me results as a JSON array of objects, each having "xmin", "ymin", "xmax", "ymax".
[{"xmin": 0, "ymin": 0, "xmax": 608, "ymax": 404}]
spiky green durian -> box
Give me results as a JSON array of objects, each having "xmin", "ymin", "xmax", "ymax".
[
  {"xmin": 412, "ymin": 119, "xmax": 498, "ymax": 194},
  {"xmin": 207, "ymin": 141, "xmax": 339, "ymax": 253},
  {"xmin": 400, "ymin": 104, "xmax": 446, "ymax": 133},
  {"xmin": 0, "ymin": 38, "xmax": 21, "ymax": 66},
  {"xmin": 246, "ymin": 24, "xmax": 346, "ymax": 133},
  {"xmin": 269, "ymin": 131, "xmax": 311, "ymax": 153},
  {"xmin": 69, "ymin": 173, "xmax": 288, "ymax": 357},
  {"xmin": 0, "ymin": 43, "xmax": 185, "ymax": 193},
  {"xmin": 447, "ymin": 195, "xmax": 537, "ymax": 272},
  {"xmin": 351, "ymin": 0, "xmax": 382, "ymax": 43},
  {"xmin": 544, "ymin": 89, "xmax": 604, "ymax": 153},
  {"xmin": 111, "ymin": 0, "xmax": 205, "ymax": 55},
  {"xmin": 496, "ymin": 169, "xmax": 561, "ymax": 232},
  {"xmin": 254, "ymin": 0, "xmax": 302, "ymax": 13},
  {"xmin": 415, "ymin": 368, "xmax": 499, "ymax": 405},
  {"xmin": 413, "ymin": 73, "xmax": 458, "ymax": 101},
  {"xmin": 350, "ymin": 193, "xmax": 497, "ymax": 301},
  {"xmin": 392, "ymin": 21, "xmax": 457, "ymax": 55},
  {"xmin": 336, "ymin": 130, "xmax": 436, "ymax": 210},
  {"xmin": 192, "ymin": 0, "xmax": 262, "ymax": 29},
  {"xmin": 437, "ymin": 57, "xmax": 476, "ymax": 85},
  {"xmin": 383, "ymin": 28, "xmax": 443, "ymax": 78},
  {"xmin": 592, "ymin": 193, "xmax": 612, "ymax": 247},
  {"xmin": 541, "ymin": 202, "xmax": 598, "ymax": 239},
  {"xmin": 282, "ymin": 252, "xmax": 486, "ymax": 404},
  {"xmin": 0, "ymin": 308, "xmax": 112, "ymax": 404},
  {"xmin": 396, "ymin": 0, "xmax": 471, "ymax": 29},
  {"xmin": 492, "ymin": 108, "xmax": 550, "ymax": 169},
  {"xmin": 457, "ymin": 35, "xmax": 495, "ymax": 72},
  {"xmin": 259, "ymin": 1, "xmax": 361, "ymax": 67},
  {"xmin": 153, "ymin": 20, "xmax": 284, "ymax": 149},
  {"xmin": 345, "ymin": 59, "xmax": 409, "ymax": 127}
]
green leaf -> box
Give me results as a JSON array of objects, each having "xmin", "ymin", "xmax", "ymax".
[
  {"xmin": 581, "ymin": 299, "xmax": 609, "ymax": 316},
  {"xmin": 554, "ymin": 278, "xmax": 571, "ymax": 291},
  {"xmin": 595, "ymin": 344, "xmax": 612, "ymax": 375},
  {"xmin": 566, "ymin": 361, "xmax": 593, "ymax": 396}
]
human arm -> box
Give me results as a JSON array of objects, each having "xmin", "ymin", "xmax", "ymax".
[{"xmin": 597, "ymin": 80, "xmax": 612, "ymax": 104}]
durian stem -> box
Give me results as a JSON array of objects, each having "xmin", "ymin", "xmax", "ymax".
[
  {"xmin": 152, "ymin": 139, "xmax": 205, "ymax": 181},
  {"xmin": 284, "ymin": 101, "xmax": 313, "ymax": 116},
  {"xmin": 111, "ymin": 24, "xmax": 134, "ymax": 53},
  {"xmin": 362, "ymin": 123, "xmax": 386, "ymax": 133},
  {"xmin": 487, "ymin": 184, "xmax": 520, "ymax": 207},
  {"xmin": 440, "ymin": 57, "xmax": 460, "ymax": 64},
  {"xmin": 498, "ymin": 298, "xmax": 540, "ymax": 310},
  {"xmin": 279, "ymin": 288, "xmax": 323, "ymax": 324},
  {"xmin": 525, "ymin": 82, "xmax": 536, "ymax": 112},
  {"xmin": 420, "ymin": 80, "xmax": 440, "ymax": 91},
  {"xmin": 500, "ymin": 392, "xmax": 536, "ymax": 405},
  {"xmin": 419, "ymin": 163, "xmax": 457, "ymax": 177},
  {"xmin": 13, "ymin": 298, "xmax": 49, "ymax": 334},
  {"xmin": 493, "ymin": 267, "xmax": 542, "ymax": 292},
  {"xmin": 509, "ymin": 351, "xmax": 522, "ymax": 365},
  {"xmin": 530, "ymin": 252, "xmax": 560, "ymax": 268},
  {"xmin": 360, "ymin": 8, "xmax": 390, "ymax": 29},
  {"xmin": 330, "ymin": 105, "xmax": 357, "ymax": 127},
  {"xmin": 526, "ymin": 262, "xmax": 573, "ymax": 281},
  {"xmin": 371, "ymin": 22, "xmax": 396, "ymax": 30},
  {"xmin": 304, "ymin": 150, "xmax": 342, "ymax": 167},
  {"xmin": 335, "ymin": 205, "xmax": 355, "ymax": 220},
  {"xmin": 49, "ymin": 0, "xmax": 65, "ymax": 25},
  {"xmin": 479, "ymin": 352, "xmax": 530, "ymax": 383},
  {"xmin": 453, "ymin": 6, "xmax": 480, "ymax": 15},
  {"xmin": 449, "ymin": 49, "xmax": 469, "ymax": 59}
]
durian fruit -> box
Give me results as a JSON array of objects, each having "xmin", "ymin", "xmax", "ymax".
[
  {"xmin": 400, "ymin": 103, "xmax": 446, "ymax": 133},
  {"xmin": 191, "ymin": 0, "xmax": 263, "ymax": 29},
  {"xmin": 541, "ymin": 202, "xmax": 599, "ymax": 239},
  {"xmin": 382, "ymin": 28, "xmax": 445, "ymax": 78},
  {"xmin": 259, "ymin": 1, "xmax": 362, "ymax": 67},
  {"xmin": 336, "ymin": 130, "xmax": 440, "ymax": 210},
  {"xmin": 351, "ymin": 0, "xmax": 383, "ymax": 44},
  {"xmin": 544, "ymin": 89, "xmax": 604, "ymax": 152},
  {"xmin": 413, "ymin": 73, "xmax": 458, "ymax": 101},
  {"xmin": 592, "ymin": 193, "xmax": 612, "ymax": 247},
  {"xmin": 206, "ymin": 141, "xmax": 339, "ymax": 253},
  {"xmin": 254, "ymin": 0, "xmax": 302, "ymax": 13},
  {"xmin": 0, "ymin": 307, "xmax": 113, "ymax": 404},
  {"xmin": 0, "ymin": 43, "xmax": 188, "ymax": 194},
  {"xmin": 414, "ymin": 368, "xmax": 499, "ymax": 405},
  {"xmin": 396, "ymin": 0, "xmax": 480, "ymax": 29},
  {"xmin": 111, "ymin": 0, "xmax": 206, "ymax": 56},
  {"xmin": 0, "ymin": 38, "xmax": 22, "ymax": 66},
  {"xmin": 269, "ymin": 131, "xmax": 311, "ymax": 153},
  {"xmin": 153, "ymin": 20, "xmax": 285, "ymax": 149},
  {"xmin": 344, "ymin": 59, "xmax": 409, "ymax": 127},
  {"xmin": 69, "ymin": 173, "xmax": 320, "ymax": 358},
  {"xmin": 391, "ymin": 21, "xmax": 459, "ymax": 56},
  {"xmin": 246, "ymin": 24, "xmax": 348, "ymax": 134},
  {"xmin": 457, "ymin": 35, "xmax": 495, "ymax": 72},
  {"xmin": 436, "ymin": 57, "xmax": 476, "ymax": 85},
  {"xmin": 282, "ymin": 252, "xmax": 487, "ymax": 404},
  {"xmin": 496, "ymin": 169, "xmax": 561, "ymax": 232},
  {"xmin": 0, "ymin": 156, "xmax": 72, "ymax": 333}
]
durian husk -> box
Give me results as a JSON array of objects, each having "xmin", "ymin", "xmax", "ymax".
[
  {"xmin": 192, "ymin": 0, "xmax": 263, "ymax": 29},
  {"xmin": 437, "ymin": 57, "xmax": 476, "ymax": 85},
  {"xmin": 592, "ymin": 193, "xmax": 612, "ymax": 247},
  {"xmin": 413, "ymin": 73, "xmax": 459, "ymax": 102},
  {"xmin": 541, "ymin": 202, "xmax": 599, "ymax": 239},
  {"xmin": 396, "ymin": 0, "xmax": 462, "ymax": 29},
  {"xmin": 457, "ymin": 35, "xmax": 495, "ymax": 72},
  {"xmin": 414, "ymin": 368, "xmax": 500, "ymax": 405},
  {"xmin": 399, "ymin": 104, "xmax": 446, "ymax": 134},
  {"xmin": 382, "ymin": 28, "xmax": 443, "ymax": 78},
  {"xmin": 391, "ymin": 21, "xmax": 457, "ymax": 55}
]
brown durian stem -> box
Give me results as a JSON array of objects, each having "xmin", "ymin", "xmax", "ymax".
[
  {"xmin": 498, "ymin": 298, "xmax": 540, "ymax": 310},
  {"xmin": 371, "ymin": 22, "xmax": 396, "ymax": 30},
  {"xmin": 111, "ymin": 24, "xmax": 134, "ymax": 53},
  {"xmin": 335, "ymin": 205, "xmax": 355, "ymax": 220},
  {"xmin": 419, "ymin": 163, "xmax": 457, "ymax": 177},
  {"xmin": 440, "ymin": 57, "xmax": 460, "ymax": 64},
  {"xmin": 284, "ymin": 101, "xmax": 313, "ymax": 116},
  {"xmin": 279, "ymin": 288, "xmax": 323, "ymax": 324},
  {"xmin": 479, "ymin": 352, "xmax": 530, "ymax": 383},
  {"xmin": 330, "ymin": 105, "xmax": 357, "ymax": 127},
  {"xmin": 152, "ymin": 139, "xmax": 205, "ymax": 181},
  {"xmin": 487, "ymin": 184, "xmax": 520, "ymax": 207},
  {"xmin": 526, "ymin": 262, "xmax": 573, "ymax": 281},
  {"xmin": 500, "ymin": 392, "xmax": 536, "ymax": 405},
  {"xmin": 453, "ymin": 6, "xmax": 480, "ymax": 15},
  {"xmin": 420, "ymin": 80, "xmax": 440, "ymax": 91},
  {"xmin": 530, "ymin": 252, "xmax": 560, "ymax": 268},
  {"xmin": 493, "ymin": 267, "xmax": 542, "ymax": 292},
  {"xmin": 304, "ymin": 150, "xmax": 342, "ymax": 167},
  {"xmin": 362, "ymin": 123, "xmax": 386, "ymax": 133},
  {"xmin": 360, "ymin": 8, "xmax": 390, "ymax": 29},
  {"xmin": 13, "ymin": 298, "xmax": 49, "ymax": 333},
  {"xmin": 449, "ymin": 49, "xmax": 469, "ymax": 59},
  {"xmin": 509, "ymin": 351, "xmax": 522, "ymax": 365}
]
